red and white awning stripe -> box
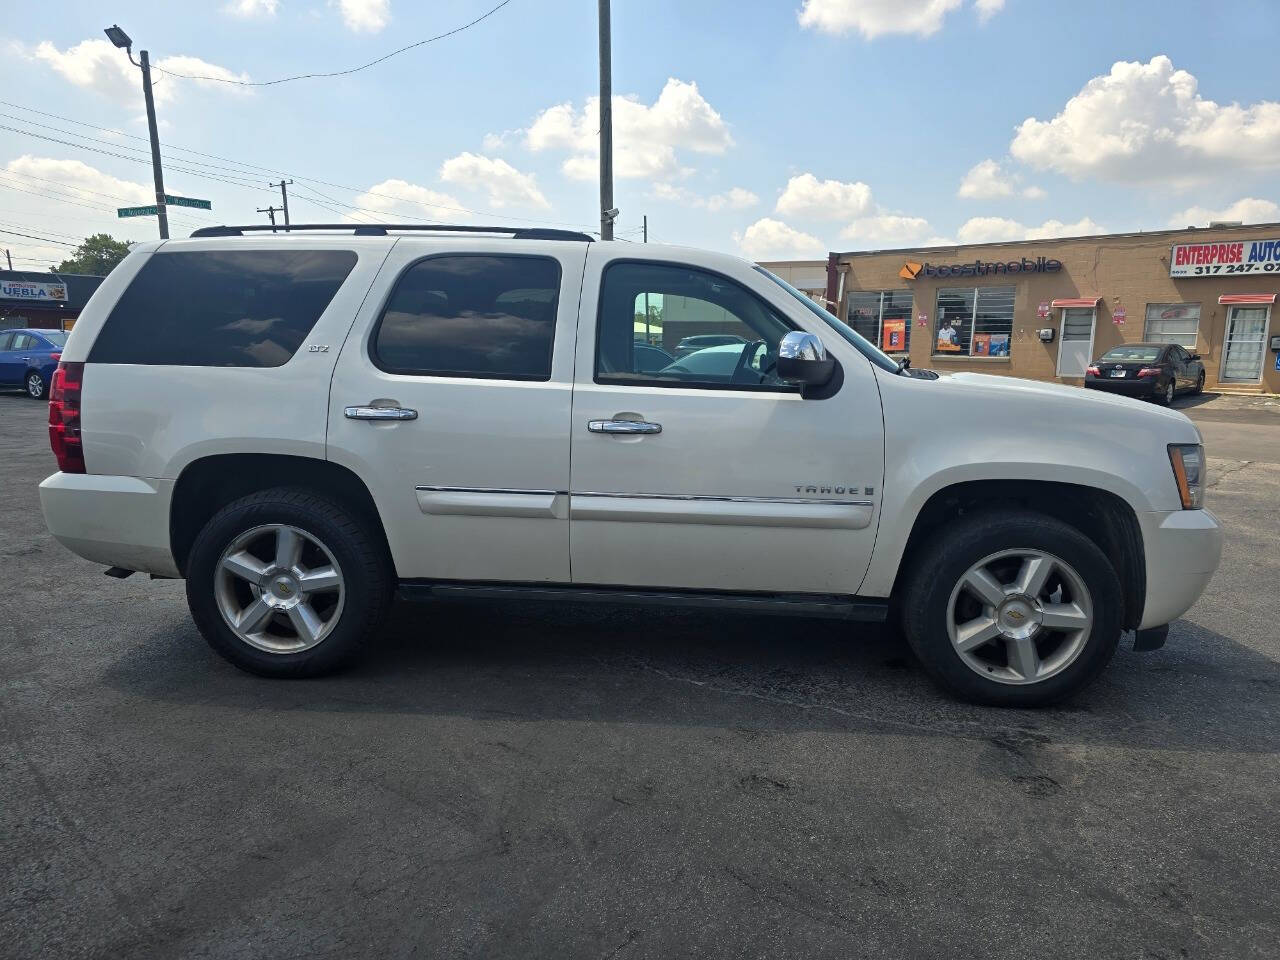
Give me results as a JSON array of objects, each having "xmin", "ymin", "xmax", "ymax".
[
  {"xmin": 1218, "ymin": 293, "xmax": 1276, "ymax": 305},
  {"xmin": 1050, "ymin": 297, "xmax": 1101, "ymax": 308}
]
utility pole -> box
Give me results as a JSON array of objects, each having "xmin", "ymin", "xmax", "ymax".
[
  {"xmin": 642, "ymin": 216, "xmax": 650, "ymax": 343},
  {"xmin": 104, "ymin": 26, "xmax": 167, "ymax": 239},
  {"xmin": 4, "ymin": 249, "xmax": 11, "ymax": 270},
  {"xmin": 257, "ymin": 205, "xmax": 281, "ymax": 231},
  {"xmin": 270, "ymin": 179, "xmax": 293, "ymax": 227},
  {"xmin": 643, "ymin": 215, "xmax": 647, "ymax": 243},
  {"xmin": 598, "ymin": 0, "xmax": 615, "ymax": 241}
]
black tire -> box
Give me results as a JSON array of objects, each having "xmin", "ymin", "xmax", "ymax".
[
  {"xmin": 1194, "ymin": 370, "xmax": 1205, "ymax": 394},
  {"xmin": 185, "ymin": 487, "xmax": 393, "ymax": 677},
  {"xmin": 25, "ymin": 369, "xmax": 47, "ymax": 400},
  {"xmin": 900, "ymin": 509, "xmax": 1123, "ymax": 707},
  {"xmin": 1159, "ymin": 379, "xmax": 1175, "ymax": 405}
]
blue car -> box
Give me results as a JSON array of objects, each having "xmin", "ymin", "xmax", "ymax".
[{"xmin": 0, "ymin": 328, "xmax": 68, "ymax": 399}]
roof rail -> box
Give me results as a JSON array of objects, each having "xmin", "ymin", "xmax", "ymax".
[{"xmin": 187, "ymin": 223, "xmax": 594, "ymax": 241}]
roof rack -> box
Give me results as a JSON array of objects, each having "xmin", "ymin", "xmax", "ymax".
[{"xmin": 188, "ymin": 223, "xmax": 594, "ymax": 241}]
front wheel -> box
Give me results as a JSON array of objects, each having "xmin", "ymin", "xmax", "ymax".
[
  {"xmin": 25, "ymin": 370, "xmax": 47, "ymax": 399},
  {"xmin": 185, "ymin": 488, "xmax": 393, "ymax": 677},
  {"xmin": 900, "ymin": 510, "xmax": 1122, "ymax": 706}
]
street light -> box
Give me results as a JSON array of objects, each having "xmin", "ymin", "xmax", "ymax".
[{"xmin": 103, "ymin": 24, "xmax": 168, "ymax": 240}]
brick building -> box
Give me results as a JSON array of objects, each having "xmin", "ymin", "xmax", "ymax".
[
  {"xmin": 0, "ymin": 270, "xmax": 105, "ymax": 332},
  {"xmin": 819, "ymin": 222, "xmax": 1280, "ymax": 394}
]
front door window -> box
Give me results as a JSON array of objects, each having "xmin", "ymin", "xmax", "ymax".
[{"xmin": 1221, "ymin": 306, "xmax": 1269, "ymax": 382}]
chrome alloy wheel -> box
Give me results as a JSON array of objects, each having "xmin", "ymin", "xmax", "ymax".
[
  {"xmin": 214, "ymin": 524, "xmax": 345, "ymax": 654},
  {"xmin": 946, "ymin": 549, "xmax": 1093, "ymax": 685},
  {"xmin": 26, "ymin": 372, "xmax": 44, "ymax": 398}
]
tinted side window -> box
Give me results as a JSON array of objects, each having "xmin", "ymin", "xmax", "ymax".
[
  {"xmin": 90, "ymin": 250, "xmax": 357, "ymax": 367},
  {"xmin": 372, "ymin": 255, "xmax": 561, "ymax": 380},
  {"xmin": 596, "ymin": 261, "xmax": 796, "ymax": 390},
  {"xmin": 0, "ymin": 333, "xmax": 13, "ymax": 351}
]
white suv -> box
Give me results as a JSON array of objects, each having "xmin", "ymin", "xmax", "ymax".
[{"xmin": 39, "ymin": 225, "xmax": 1223, "ymax": 705}]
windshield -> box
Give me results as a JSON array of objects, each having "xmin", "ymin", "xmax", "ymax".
[
  {"xmin": 754, "ymin": 266, "xmax": 901, "ymax": 374},
  {"xmin": 40, "ymin": 331, "xmax": 68, "ymax": 346},
  {"xmin": 1100, "ymin": 345, "xmax": 1162, "ymax": 362}
]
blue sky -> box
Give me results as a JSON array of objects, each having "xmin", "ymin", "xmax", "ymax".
[{"xmin": 2, "ymin": 0, "xmax": 1278, "ymax": 269}]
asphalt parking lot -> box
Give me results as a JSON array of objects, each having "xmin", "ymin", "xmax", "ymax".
[{"xmin": 2, "ymin": 391, "xmax": 1278, "ymax": 959}]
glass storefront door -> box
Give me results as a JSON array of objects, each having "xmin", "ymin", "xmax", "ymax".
[
  {"xmin": 1220, "ymin": 306, "xmax": 1269, "ymax": 382},
  {"xmin": 1057, "ymin": 308, "xmax": 1095, "ymax": 377}
]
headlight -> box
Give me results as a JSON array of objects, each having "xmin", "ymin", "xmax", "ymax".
[{"xmin": 1168, "ymin": 443, "xmax": 1205, "ymax": 509}]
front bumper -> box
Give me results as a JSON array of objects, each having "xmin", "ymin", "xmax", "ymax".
[
  {"xmin": 39, "ymin": 472, "xmax": 180, "ymax": 577},
  {"xmin": 1137, "ymin": 508, "xmax": 1223, "ymax": 629}
]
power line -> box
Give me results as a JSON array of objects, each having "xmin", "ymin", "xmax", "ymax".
[
  {"xmin": 150, "ymin": 0, "xmax": 514, "ymax": 87},
  {"xmin": 0, "ymin": 227, "xmax": 77, "ymax": 247}
]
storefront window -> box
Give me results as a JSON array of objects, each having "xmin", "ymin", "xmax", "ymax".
[
  {"xmin": 1144, "ymin": 303, "xmax": 1200, "ymax": 348},
  {"xmin": 934, "ymin": 286, "xmax": 1014, "ymax": 357},
  {"xmin": 844, "ymin": 290, "xmax": 913, "ymax": 353}
]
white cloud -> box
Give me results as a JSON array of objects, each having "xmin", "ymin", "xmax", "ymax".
[
  {"xmin": 776, "ymin": 173, "xmax": 873, "ymax": 220},
  {"xmin": 734, "ymin": 218, "xmax": 826, "ymax": 260},
  {"xmin": 839, "ymin": 214, "xmax": 946, "ymax": 247},
  {"xmin": 957, "ymin": 216, "xmax": 1104, "ymax": 244},
  {"xmin": 652, "ymin": 183, "xmax": 758, "ymax": 211},
  {"xmin": 335, "ymin": 0, "xmax": 390, "ymax": 32},
  {"xmin": 526, "ymin": 78, "xmax": 732, "ymax": 181},
  {"xmin": 224, "ymin": 0, "xmax": 279, "ymax": 17},
  {"xmin": 1167, "ymin": 197, "xmax": 1280, "ymax": 227},
  {"xmin": 352, "ymin": 179, "xmax": 467, "ymax": 221},
  {"xmin": 439, "ymin": 152, "xmax": 549, "ymax": 209},
  {"xmin": 957, "ymin": 159, "xmax": 1012, "ymax": 199},
  {"xmin": 1011, "ymin": 55, "xmax": 1280, "ymax": 184},
  {"xmin": 797, "ymin": 0, "xmax": 1002, "ymax": 38},
  {"xmin": 5, "ymin": 155, "xmax": 151, "ymax": 205},
  {"xmin": 957, "ymin": 158, "xmax": 1044, "ymax": 200},
  {"xmin": 31, "ymin": 38, "xmax": 249, "ymax": 106}
]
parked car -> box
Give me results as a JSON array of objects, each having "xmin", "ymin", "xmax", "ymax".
[
  {"xmin": 657, "ymin": 341, "xmax": 769, "ymax": 380},
  {"xmin": 672, "ymin": 333, "xmax": 747, "ymax": 359},
  {"xmin": 0, "ymin": 328, "xmax": 67, "ymax": 399},
  {"xmin": 1085, "ymin": 342, "xmax": 1205, "ymax": 404},
  {"xmin": 39, "ymin": 225, "xmax": 1222, "ymax": 706},
  {"xmin": 632, "ymin": 343, "xmax": 675, "ymax": 374}
]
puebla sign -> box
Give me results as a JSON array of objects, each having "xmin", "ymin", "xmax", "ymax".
[
  {"xmin": 1169, "ymin": 238, "xmax": 1280, "ymax": 277},
  {"xmin": 900, "ymin": 256, "xmax": 1062, "ymax": 280},
  {"xmin": 1, "ymin": 278, "xmax": 68, "ymax": 302}
]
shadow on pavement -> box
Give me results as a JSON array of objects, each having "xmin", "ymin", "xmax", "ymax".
[{"xmin": 101, "ymin": 595, "xmax": 1280, "ymax": 754}]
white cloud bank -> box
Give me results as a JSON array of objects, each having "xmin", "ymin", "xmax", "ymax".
[
  {"xmin": 653, "ymin": 183, "xmax": 758, "ymax": 212},
  {"xmin": 798, "ymin": 0, "xmax": 1004, "ymax": 38},
  {"xmin": 1168, "ymin": 197, "xmax": 1280, "ymax": 227},
  {"xmin": 1011, "ymin": 55, "xmax": 1280, "ymax": 184},
  {"xmin": 439, "ymin": 153, "xmax": 549, "ymax": 209},
  {"xmin": 734, "ymin": 218, "xmax": 826, "ymax": 260},
  {"xmin": 957, "ymin": 158, "xmax": 1044, "ymax": 200},
  {"xmin": 335, "ymin": 0, "xmax": 390, "ymax": 32},
  {"xmin": 956, "ymin": 216, "xmax": 1104, "ymax": 244},
  {"xmin": 526, "ymin": 78, "xmax": 732, "ymax": 181},
  {"xmin": 775, "ymin": 173, "xmax": 873, "ymax": 220},
  {"xmin": 224, "ymin": 0, "xmax": 279, "ymax": 17},
  {"xmin": 32, "ymin": 38, "xmax": 250, "ymax": 106},
  {"xmin": 352, "ymin": 179, "xmax": 467, "ymax": 220}
]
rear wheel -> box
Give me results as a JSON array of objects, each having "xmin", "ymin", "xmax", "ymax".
[
  {"xmin": 901, "ymin": 509, "xmax": 1122, "ymax": 706},
  {"xmin": 186, "ymin": 487, "xmax": 393, "ymax": 677},
  {"xmin": 1160, "ymin": 379, "xmax": 1175, "ymax": 405},
  {"xmin": 1194, "ymin": 370, "xmax": 1205, "ymax": 394},
  {"xmin": 25, "ymin": 370, "xmax": 47, "ymax": 399}
]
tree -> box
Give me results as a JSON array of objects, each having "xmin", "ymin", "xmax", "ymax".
[{"xmin": 56, "ymin": 234, "xmax": 132, "ymax": 276}]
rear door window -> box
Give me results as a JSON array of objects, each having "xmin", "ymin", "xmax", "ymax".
[
  {"xmin": 371, "ymin": 254, "xmax": 561, "ymax": 380},
  {"xmin": 89, "ymin": 249, "xmax": 357, "ymax": 367}
]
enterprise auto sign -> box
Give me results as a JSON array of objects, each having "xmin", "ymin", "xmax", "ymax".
[
  {"xmin": 1170, "ymin": 238, "xmax": 1280, "ymax": 277},
  {"xmin": 0, "ymin": 278, "xmax": 68, "ymax": 302}
]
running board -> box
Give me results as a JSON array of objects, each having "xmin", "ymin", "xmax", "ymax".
[{"xmin": 398, "ymin": 581, "xmax": 888, "ymax": 621}]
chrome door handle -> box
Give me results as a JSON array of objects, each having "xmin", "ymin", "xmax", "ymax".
[
  {"xmin": 345, "ymin": 405, "xmax": 418, "ymax": 421},
  {"xmin": 588, "ymin": 419, "xmax": 662, "ymax": 435}
]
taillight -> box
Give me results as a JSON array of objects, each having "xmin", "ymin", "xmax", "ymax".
[
  {"xmin": 1085, "ymin": 365, "xmax": 1100, "ymax": 376},
  {"xmin": 48, "ymin": 361, "xmax": 86, "ymax": 474},
  {"xmin": 1137, "ymin": 367, "xmax": 1160, "ymax": 378},
  {"xmin": 50, "ymin": 352, "xmax": 61, "ymax": 363}
]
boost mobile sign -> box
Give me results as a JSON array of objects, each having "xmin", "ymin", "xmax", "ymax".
[
  {"xmin": 1170, "ymin": 238, "xmax": 1280, "ymax": 277},
  {"xmin": 900, "ymin": 256, "xmax": 1063, "ymax": 280}
]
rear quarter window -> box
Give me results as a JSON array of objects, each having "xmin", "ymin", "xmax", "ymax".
[{"xmin": 88, "ymin": 249, "xmax": 357, "ymax": 367}]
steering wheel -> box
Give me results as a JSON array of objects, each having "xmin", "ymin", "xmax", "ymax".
[{"xmin": 731, "ymin": 340, "xmax": 770, "ymax": 384}]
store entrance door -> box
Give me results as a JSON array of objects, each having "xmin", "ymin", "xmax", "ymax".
[
  {"xmin": 1220, "ymin": 306, "xmax": 1269, "ymax": 383},
  {"xmin": 1057, "ymin": 307, "xmax": 1096, "ymax": 377}
]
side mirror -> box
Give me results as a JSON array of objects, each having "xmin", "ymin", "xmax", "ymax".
[
  {"xmin": 777, "ymin": 331, "xmax": 835, "ymax": 387},
  {"xmin": 1190, "ymin": 354, "xmax": 1201, "ymax": 361}
]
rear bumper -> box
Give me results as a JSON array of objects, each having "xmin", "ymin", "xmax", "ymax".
[
  {"xmin": 1084, "ymin": 377, "xmax": 1164, "ymax": 397},
  {"xmin": 1137, "ymin": 508, "xmax": 1222, "ymax": 629},
  {"xmin": 39, "ymin": 472, "xmax": 180, "ymax": 577}
]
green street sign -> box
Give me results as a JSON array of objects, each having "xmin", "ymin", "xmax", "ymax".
[
  {"xmin": 164, "ymin": 194, "xmax": 211, "ymax": 210},
  {"xmin": 117, "ymin": 205, "xmax": 160, "ymax": 218}
]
